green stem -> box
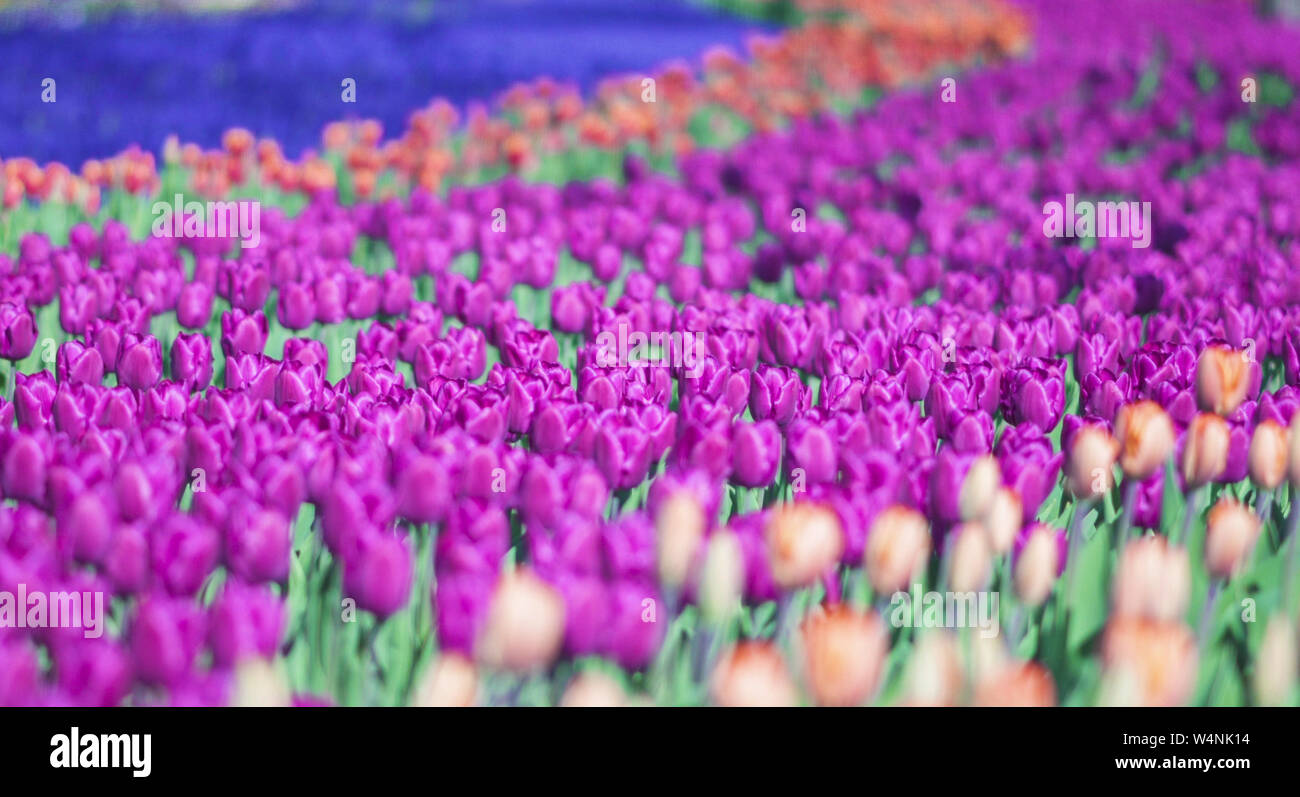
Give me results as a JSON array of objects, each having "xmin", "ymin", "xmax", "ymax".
[{"xmin": 1174, "ymin": 486, "xmax": 1202, "ymax": 546}]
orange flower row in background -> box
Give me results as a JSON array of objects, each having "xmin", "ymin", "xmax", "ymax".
[{"xmin": 1, "ymin": 0, "xmax": 1029, "ymax": 210}]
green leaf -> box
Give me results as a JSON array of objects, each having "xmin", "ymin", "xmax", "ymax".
[
  {"xmin": 1159, "ymin": 457, "xmax": 1185, "ymax": 538},
  {"xmin": 1065, "ymin": 516, "xmax": 1111, "ymax": 656}
]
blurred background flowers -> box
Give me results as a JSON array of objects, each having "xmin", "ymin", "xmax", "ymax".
[
  {"xmin": 0, "ymin": 0, "xmax": 774, "ymax": 165},
  {"xmin": 2, "ymin": 0, "xmax": 1299, "ymax": 709}
]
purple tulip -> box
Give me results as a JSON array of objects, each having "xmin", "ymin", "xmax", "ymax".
[
  {"xmin": 1002, "ymin": 358, "xmax": 1066, "ymax": 431},
  {"xmin": 343, "ymin": 530, "xmax": 413, "ymax": 619},
  {"xmin": 117, "ymin": 332, "xmax": 162, "ymax": 390},
  {"xmin": 220, "ymin": 309, "xmax": 269, "ymax": 358},
  {"xmin": 594, "ymin": 413, "xmax": 654, "ymax": 490},
  {"xmin": 105, "ymin": 522, "xmax": 150, "ymax": 595},
  {"xmin": 14, "ymin": 370, "xmax": 56, "ymax": 430},
  {"xmin": 433, "ymin": 570, "xmax": 493, "ymax": 656},
  {"xmin": 996, "ymin": 424, "xmax": 1064, "ymax": 524},
  {"xmin": 277, "ymin": 282, "xmax": 317, "ymax": 330},
  {"xmin": 226, "ymin": 507, "xmax": 291, "ymax": 584},
  {"xmin": 0, "ymin": 301, "xmax": 36, "ymax": 361},
  {"xmin": 0, "ymin": 637, "xmax": 42, "ymax": 706},
  {"xmin": 150, "ymin": 512, "xmax": 220, "ymax": 597},
  {"xmin": 785, "ymin": 417, "xmax": 838, "ymax": 486},
  {"xmin": 396, "ymin": 453, "xmax": 450, "ymax": 524},
  {"xmin": 59, "ymin": 283, "xmax": 99, "ymax": 335},
  {"xmin": 85, "ymin": 319, "xmax": 124, "ymax": 374},
  {"xmin": 580, "ymin": 579, "xmax": 652, "ymax": 671},
  {"xmin": 730, "ymin": 420, "xmax": 782, "ymax": 487},
  {"xmin": 51, "ymin": 637, "xmax": 132, "ymax": 707},
  {"xmin": 209, "ymin": 581, "xmax": 286, "ymax": 667},
  {"xmin": 171, "ymin": 332, "xmax": 213, "ymax": 389},
  {"xmin": 58, "ymin": 488, "xmax": 113, "ymax": 565},
  {"xmin": 56, "ymin": 340, "xmax": 105, "ymax": 386},
  {"xmin": 176, "ymin": 282, "xmax": 215, "ymax": 329},
  {"xmin": 2, "ymin": 432, "xmax": 47, "ymax": 505},
  {"xmin": 131, "ymin": 595, "xmax": 207, "ymax": 686}
]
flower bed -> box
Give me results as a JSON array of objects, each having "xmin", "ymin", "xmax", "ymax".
[{"xmin": 1, "ymin": 0, "xmax": 1299, "ymax": 707}]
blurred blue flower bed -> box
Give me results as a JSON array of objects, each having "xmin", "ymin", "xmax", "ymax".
[{"xmin": 1, "ymin": 0, "xmax": 775, "ymax": 165}]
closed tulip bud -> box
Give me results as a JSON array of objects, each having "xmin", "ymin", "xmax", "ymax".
[
  {"xmin": 277, "ymin": 282, "xmax": 317, "ymax": 330},
  {"xmin": 105, "ymin": 523, "xmax": 149, "ymax": 594},
  {"xmin": 131, "ymin": 597, "xmax": 207, "ymax": 686},
  {"xmin": 730, "ymin": 420, "xmax": 781, "ymax": 487},
  {"xmin": 14, "ymin": 371, "xmax": 55, "ymax": 430},
  {"xmin": 61, "ymin": 489, "xmax": 113, "ymax": 564},
  {"xmin": 1204, "ymin": 497, "xmax": 1260, "ymax": 579},
  {"xmin": 1115, "ymin": 400, "xmax": 1175, "ymax": 480},
  {"xmin": 220, "ymin": 309, "xmax": 268, "ymax": 358},
  {"xmin": 785, "ymin": 418, "xmax": 838, "ymax": 485},
  {"xmin": 0, "ymin": 301, "xmax": 37, "ymax": 361},
  {"xmin": 765, "ymin": 501, "xmax": 844, "ymax": 590},
  {"xmin": 176, "ymin": 282, "xmax": 214, "ymax": 329},
  {"xmin": 396, "ymin": 454, "xmax": 450, "ymax": 524},
  {"xmin": 1067, "ymin": 424, "xmax": 1119, "ymax": 498},
  {"xmin": 380, "ymin": 271, "xmax": 413, "ymax": 316},
  {"xmin": 655, "ymin": 491, "xmax": 705, "ymax": 591},
  {"xmin": 749, "ymin": 365, "xmax": 805, "ymax": 426},
  {"xmin": 560, "ymin": 671, "xmax": 627, "ymax": 707},
  {"xmin": 343, "ymin": 531, "xmax": 413, "ymax": 619},
  {"xmin": 1101, "ymin": 618, "xmax": 1197, "ymax": 707},
  {"xmin": 87, "ymin": 319, "xmax": 123, "ymax": 373},
  {"xmin": 959, "ymin": 455, "xmax": 1001, "ymax": 521},
  {"xmin": 152, "ymin": 512, "xmax": 221, "ymax": 596},
  {"xmin": 0, "ymin": 638, "xmax": 40, "ymax": 706},
  {"xmin": 798, "ymin": 605, "xmax": 889, "ymax": 707},
  {"xmin": 697, "ymin": 529, "xmax": 744, "ymax": 625},
  {"xmin": 413, "ymin": 653, "xmax": 478, "ymax": 707},
  {"xmin": 56, "ymin": 340, "xmax": 105, "ymax": 386},
  {"xmin": 171, "ymin": 332, "xmax": 213, "ymax": 389},
  {"xmin": 209, "ymin": 581, "xmax": 285, "ymax": 668},
  {"xmin": 946, "ymin": 522, "xmax": 992, "ymax": 593},
  {"xmin": 905, "ymin": 632, "xmax": 964, "ymax": 706},
  {"xmin": 476, "ymin": 568, "xmax": 565, "ymax": 673},
  {"xmin": 1014, "ymin": 524, "xmax": 1061, "ymax": 607},
  {"xmin": 227, "ymin": 508, "xmax": 292, "ymax": 584},
  {"xmin": 974, "ymin": 661, "xmax": 1057, "ymax": 706},
  {"xmin": 1248, "ymin": 419, "xmax": 1288, "ymax": 490},
  {"xmin": 2, "ymin": 433, "xmax": 47, "ymax": 505},
  {"xmin": 231, "ymin": 659, "xmax": 292, "ymax": 707},
  {"xmin": 1181, "ymin": 413, "xmax": 1230, "ymax": 489},
  {"xmin": 1112, "ymin": 536, "xmax": 1190, "ymax": 622},
  {"xmin": 983, "ymin": 487, "xmax": 1022, "ymax": 555},
  {"xmin": 114, "ymin": 462, "xmax": 155, "ymax": 523},
  {"xmin": 710, "ymin": 642, "xmax": 799, "ymax": 707},
  {"xmin": 1253, "ymin": 617, "xmax": 1297, "ymax": 706},
  {"xmin": 1196, "ymin": 344, "xmax": 1251, "ymax": 416},
  {"xmin": 864, "ymin": 505, "xmax": 930, "ymax": 594},
  {"xmin": 117, "ymin": 333, "xmax": 162, "ymax": 391},
  {"xmin": 52, "ymin": 637, "xmax": 131, "ymax": 707}
]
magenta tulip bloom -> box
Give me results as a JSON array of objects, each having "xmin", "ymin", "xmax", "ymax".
[
  {"xmin": 116, "ymin": 333, "xmax": 163, "ymax": 390},
  {"xmin": 171, "ymin": 332, "xmax": 213, "ymax": 389},
  {"xmin": 343, "ymin": 530, "xmax": 413, "ymax": 619},
  {"xmin": 730, "ymin": 420, "xmax": 782, "ymax": 487},
  {"xmin": 0, "ymin": 301, "xmax": 36, "ymax": 361}
]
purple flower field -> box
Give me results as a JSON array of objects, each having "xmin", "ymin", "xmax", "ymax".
[{"xmin": 1, "ymin": 0, "xmax": 1300, "ymax": 712}]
